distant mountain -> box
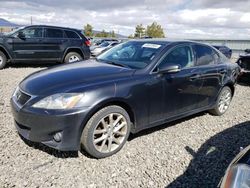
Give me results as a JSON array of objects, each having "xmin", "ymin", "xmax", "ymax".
[
  {"xmin": 0, "ymin": 18, "xmax": 127, "ymax": 37},
  {"xmin": 0, "ymin": 18, "xmax": 20, "ymax": 27}
]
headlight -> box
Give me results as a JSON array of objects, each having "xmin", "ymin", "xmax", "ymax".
[
  {"xmin": 221, "ymin": 164, "xmax": 250, "ymax": 188},
  {"xmin": 32, "ymin": 93, "xmax": 86, "ymax": 109}
]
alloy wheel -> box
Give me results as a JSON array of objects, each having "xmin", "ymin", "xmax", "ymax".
[
  {"xmin": 0, "ymin": 56, "xmax": 3, "ymax": 66},
  {"xmin": 68, "ymin": 55, "xmax": 80, "ymax": 63},
  {"xmin": 93, "ymin": 113, "xmax": 128, "ymax": 153},
  {"xmin": 218, "ymin": 89, "xmax": 232, "ymax": 114}
]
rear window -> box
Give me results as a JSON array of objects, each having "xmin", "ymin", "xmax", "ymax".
[
  {"xmin": 65, "ymin": 30, "xmax": 80, "ymax": 39},
  {"xmin": 46, "ymin": 28, "xmax": 64, "ymax": 38}
]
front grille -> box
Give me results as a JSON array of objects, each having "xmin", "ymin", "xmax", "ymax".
[{"xmin": 14, "ymin": 88, "xmax": 31, "ymax": 106}]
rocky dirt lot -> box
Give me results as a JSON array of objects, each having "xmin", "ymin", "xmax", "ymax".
[{"xmin": 0, "ymin": 64, "xmax": 250, "ymax": 188}]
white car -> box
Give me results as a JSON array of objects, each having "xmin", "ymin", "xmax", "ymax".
[{"xmin": 91, "ymin": 41, "xmax": 119, "ymax": 56}]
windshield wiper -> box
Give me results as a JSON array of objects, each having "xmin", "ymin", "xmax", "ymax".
[
  {"xmin": 96, "ymin": 58, "xmax": 130, "ymax": 68},
  {"xmin": 107, "ymin": 61, "xmax": 127, "ymax": 68}
]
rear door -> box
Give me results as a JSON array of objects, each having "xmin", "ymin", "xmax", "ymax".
[
  {"xmin": 43, "ymin": 28, "xmax": 67, "ymax": 61},
  {"xmin": 149, "ymin": 45, "xmax": 203, "ymax": 122},
  {"xmin": 12, "ymin": 27, "xmax": 44, "ymax": 60},
  {"xmin": 192, "ymin": 44, "xmax": 222, "ymax": 108}
]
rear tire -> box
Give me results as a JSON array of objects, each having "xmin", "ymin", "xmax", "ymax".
[
  {"xmin": 209, "ymin": 86, "xmax": 232, "ymax": 116},
  {"xmin": 0, "ymin": 51, "xmax": 7, "ymax": 69},
  {"xmin": 80, "ymin": 105, "xmax": 131, "ymax": 158},
  {"xmin": 64, "ymin": 52, "xmax": 83, "ymax": 63}
]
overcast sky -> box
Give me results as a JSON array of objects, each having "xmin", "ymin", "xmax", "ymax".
[{"xmin": 0, "ymin": 0, "xmax": 250, "ymax": 39}]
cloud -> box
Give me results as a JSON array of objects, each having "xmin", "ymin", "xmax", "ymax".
[{"xmin": 0, "ymin": 0, "xmax": 249, "ymax": 39}]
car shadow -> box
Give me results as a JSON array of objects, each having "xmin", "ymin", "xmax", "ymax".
[
  {"xmin": 238, "ymin": 80, "xmax": 250, "ymax": 86},
  {"xmin": 19, "ymin": 134, "xmax": 79, "ymax": 158},
  {"xmin": 128, "ymin": 112, "xmax": 207, "ymax": 141},
  {"xmin": 5, "ymin": 62, "xmax": 58, "ymax": 69},
  {"xmin": 166, "ymin": 121, "xmax": 250, "ymax": 188}
]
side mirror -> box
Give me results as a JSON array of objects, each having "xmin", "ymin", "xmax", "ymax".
[
  {"xmin": 17, "ymin": 31, "xmax": 25, "ymax": 39},
  {"xmin": 158, "ymin": 64, "xmax": 181, "ymax": 74}
]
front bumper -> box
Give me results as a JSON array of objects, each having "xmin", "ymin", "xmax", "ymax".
[{"xmin": 11, "ymin": 98, "xmax": 90, "ymax": 151}]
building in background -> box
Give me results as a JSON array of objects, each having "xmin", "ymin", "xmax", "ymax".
[
  {"xmin": 0, "ymin": 18, "xmax": 20, "ymax": 33},
  {"xmin": 192, "ymin": 39, "xmax": 250, "ymax": 58}
]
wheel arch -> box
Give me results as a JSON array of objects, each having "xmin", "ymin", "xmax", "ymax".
[
  {"xmin": 63, "ymin": 47, "xmax": 84, "ymax": 62},
  {"xmin": 77, "ymin": 98, "xmax": 136, "ymax": 149},
  {"xmin": 85, "ymin": 99, "xmax": 136, "ymax": 129},
  {"xmin": 0, "ymin": 45, "xmax": 12, "ymax": 61},
  {"xmin": 224, "ymin": 82, "xmax": 235, "ymax": 97}
]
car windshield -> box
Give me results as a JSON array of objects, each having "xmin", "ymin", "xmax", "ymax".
[{"xmin": 97, "ymin": 41, "xmax": 165, "ymax": 69}]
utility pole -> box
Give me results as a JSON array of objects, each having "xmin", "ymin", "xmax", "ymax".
[{"xmin": 30, "ymin": 16, "xmax": 33, "ymax": 25}]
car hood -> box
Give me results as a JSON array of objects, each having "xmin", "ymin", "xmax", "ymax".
[{"xmin": 19, "ymin": 60, "xmax": 135, "ymax": 95}]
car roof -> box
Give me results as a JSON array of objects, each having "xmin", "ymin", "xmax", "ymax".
[
  {"xmin": 24, "ymin": 25, "xmax": 81, "ymax": 32},
  {"xmin": 129, "ymin": 38, "xmax": 212, "ymax": 47}
]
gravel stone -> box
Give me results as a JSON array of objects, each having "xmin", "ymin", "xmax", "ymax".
[{"xmin": 0, "ymin": 64, "xmax": 249, "ymax": 187}]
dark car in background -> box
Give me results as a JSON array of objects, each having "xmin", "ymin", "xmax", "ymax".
[
  {"xmin": 220, "ymin": 145, "xmax": 250, "ymax": 188},
  {"xmin": 0, "ymin": 25, "xmax": 91, "ymax": 69},
  {"xmin": 236, "ymin": 49, "xmax": 250, "ymax": 83},
  {"xmin": 213, "ymin": 45, "xmax": 232, "ymax": 59},
  {"xmin": 11, "ymin": 40, "xmax": 240, "ymax": 158}
]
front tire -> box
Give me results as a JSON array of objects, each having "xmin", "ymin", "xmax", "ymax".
[
  {"xmin": 0, "ymin": 51, "xmax": 7, "ymax": 69},
  {"xmin": 64, "ymin": 52, "xmax": 83, "ymax": 63},
  {"xmin": 81, "ymin": 106, "xmax": 131, "ymax": 158},
  {"xmin": 209, "ymin": 86, "xmax": 232, "ymax": 116}
]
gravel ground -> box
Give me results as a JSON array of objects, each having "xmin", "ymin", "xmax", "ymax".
[{"xmin": 0, "ymin": 64, "xmax": 250, "ymax": 188}]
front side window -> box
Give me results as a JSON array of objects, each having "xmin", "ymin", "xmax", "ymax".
[
  {"xmin": 97, "ymin": 41, "xmax": 166, "ymax": 69},
  {"xmin": 159, "ymin": 46, "xmax": 194, "ymax": 69},
  {"xmin": 46, "ymin": 28, "xmax": 64, "ymax": 38},
  {"xmin": 194, "ymin": 45, "xmax": 215, "ymax": 66},
  {"xmin": 21, "ymin": 28, "xmax": 43, "ymax": 38}
]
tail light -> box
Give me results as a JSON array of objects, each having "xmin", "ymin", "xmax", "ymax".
[{"xmin": 84, "ymin": 40, "xmax": 91, "ymax": 47}]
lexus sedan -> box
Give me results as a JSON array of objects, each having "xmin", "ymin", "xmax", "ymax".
[{"xmin": 11, "ymin": 40, "xmax": 240, "ymax": 158}]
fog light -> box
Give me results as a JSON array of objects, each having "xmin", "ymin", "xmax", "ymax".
[{"xmin": 53, "ymin": 132, "xmax": 62, "ymax": 142}]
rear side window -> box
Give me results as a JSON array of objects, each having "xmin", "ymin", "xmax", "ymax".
[
  {"xmin": 194, "ymin": 45, "xmax": 215, "ymax": 66},
  {"xmin": 46, "ymin": 28, "xmax": 64, "ymax": 38},
  {"xmin": 65, "ymin": 30, "xmax": 80, "ymax": 39},
  {"xmin": 213, "ymin": 50, "xmax": 220, "ymax": 64}
]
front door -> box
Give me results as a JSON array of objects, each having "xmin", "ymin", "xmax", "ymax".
[{"xmin": 12, "ymin": 27, "xmax": 44, "ymax": 60}]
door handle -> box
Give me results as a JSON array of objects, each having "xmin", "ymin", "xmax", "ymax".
[
  {"xmin": 189, "ymin": 74, "xmax": 201, "ymax": 81},
  {"xmin": 219, "ymin": 69, "xmax": 227, "ymax": 74}
]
